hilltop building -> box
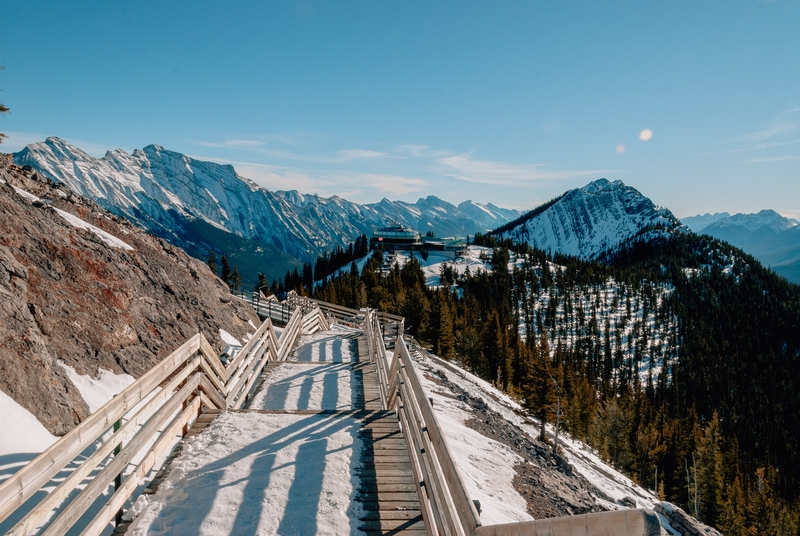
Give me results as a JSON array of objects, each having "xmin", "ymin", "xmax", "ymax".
[{"xmin": 370, "ymin": 224, "xmax": 467, "ymax": 258}]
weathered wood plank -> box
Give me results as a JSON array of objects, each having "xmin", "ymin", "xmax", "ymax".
[
  {"xmin": 358, "ymin": 519, "xmax": 426, "ymax": 531},
  {"xmin": 40, "ymin": 374, "xmax": 205, "ymax": 536},
  {"xmin": 0, "ymin": 333, "xmax": 206, "ymax": 524},
  {"xmin": 360, "ymin": 509, "xmax": 422, "ymax": 521},
  {"xmin": 7, "ymin": 356, "xmax": 207, "ymax": 535}
]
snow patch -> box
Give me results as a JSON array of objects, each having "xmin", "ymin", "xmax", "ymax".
[
  {"xmin": 55, "ymin": 208, "xmax": 135, "ymax": 250},
  {"xmin": 0, "ymin": 388, "xmax": 58, "ymax": 462},
  {"xmin": 59, "ymin": 362, "xmax": 136, "ymax": 413}
]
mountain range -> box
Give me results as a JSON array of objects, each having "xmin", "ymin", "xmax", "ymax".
[
  {"xmin": 491, "ymin": 178, "xmax": 682, "ymax": 258},
  {"xmin": 682, "ymin": 210, "xmax": 800, "ymax": 283},
  {"xmin": 12, "ymin": 137, "xmax": 520, "ymax": 285}
]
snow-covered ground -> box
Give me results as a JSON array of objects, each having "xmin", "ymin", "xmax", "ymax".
[
  {"xmin": 386, "ymin": 246, "xmax": 493, "ymax": 288},
  {"xmin": 411, "ymin": 375, "xmax": 532, "ymax": 525},
  {"xmin": 249, "ymin": 363, "xmax": 360, "ymax": 411},
  {"xmin": 0, "ymin": 389, "xmax": 58, "ymax": 470},
  {"xmin": 250, "ymin": 329, "xmax": 361, "ymax": 411},
  {"xmin": 58, "ymin": 362, "xmax": 136, "ymax": 413},
  {"xmin": 292, "ymin": 329, "xmax": 359, "ymax": 363},
  {"xmin": 127, "ymin": 327, "xmax": 370, "ymax": 535},
  {"xmin": 125, "ymin": 412, "xmax": 365, "ymax": 536},
  {"xmin": 409, "ymin": 350, "xmax": 659, "ymax": 521}
]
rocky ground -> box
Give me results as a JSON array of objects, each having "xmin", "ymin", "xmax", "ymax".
[
  {"xmin": 0, "ymin": 156, "xmax": 259, "ymax": 436},
  {"xmin": 422, "ymin": 366, "xmax": 609, "ymax": 519}
]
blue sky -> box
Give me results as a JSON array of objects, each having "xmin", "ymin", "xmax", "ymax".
[{"xmin": 1, "ymin": 1, "xmax": 798, "ymax": 218}]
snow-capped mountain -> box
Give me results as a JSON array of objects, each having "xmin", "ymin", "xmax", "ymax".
[
  {"xmin": 681, "ymin": 209, "xmax": 800, "ymax": 283},
  {"xmin": 679, "ymin": 212, "xmax": 731, "ymax": 232},
  {"xmin": 493, "ymin": 178, "xmax": 681, "ymax": 259},
  {"xmin": 684, "ymin": 209, "xmax": 798, "ymax": 234},
  {"xmin": 13, "ymin": 138, "xmax": 520, "ymax": 267}
]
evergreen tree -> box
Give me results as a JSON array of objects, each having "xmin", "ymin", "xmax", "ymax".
[
  {"xmin": 231, "ymin": 265, "xmax": 242, "ymax": 292},
  {"xmin": 697, "ymin": 412, "xmax": 724, "ymax": 526},
  {"xmin": 436, "ymin": 294, "xmax": 455, "ymax": 359},
  {"xmin": 207, "ymin": 248, "xmax": 217, "ymax": 275},
  {"xmin": 256, "ymin": 272, "xmax": 269, "ymax": 293},
  {"xmin": 220, "ymin": 255, "xmax": 232, "ymax": 287}
]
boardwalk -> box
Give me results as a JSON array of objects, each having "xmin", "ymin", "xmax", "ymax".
[{"xmin": 124, "ymin": 326, "xmax": 423, "ymax": 536}]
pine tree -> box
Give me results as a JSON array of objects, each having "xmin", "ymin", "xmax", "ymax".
[
  {"xmin": 231, "ymin": 266, "xmax": 242, "ymax": 292},
  {"xmin": 256, "ymin": 272, "xmax": 269, "ymax": 294},
  {"xmin": 697, "ymin": 412, "xmax": 724, "ymax": 526},
  {"xmin": 437, "ymin": 296, "xmax": 455, "ymax": 359},
  {"xmin": 220, "ymin": 255, "xmax": 232, "ymax": 288},
  {"xmin": 207, "ymin": 248, "xmax": 217, "ymax": 275}
]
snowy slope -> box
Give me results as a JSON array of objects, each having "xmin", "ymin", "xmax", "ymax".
[
  {"xmin": 495, "ymin": 179, "xmax": 681, "ymax": 259},
  {"xmin": 408, "ymin": 349, "xmax": 661, "ymax": 518},
  {"xmin": 14, "ymin": 138, "xmax": 520, "ymax": 264},
  {"xmin": 0, "ymin": 389, "xmax": 57, "ymax": 460}
]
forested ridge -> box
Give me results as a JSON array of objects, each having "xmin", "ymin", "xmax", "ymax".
[{"xmin": 272, "ymin": 229, "xmax": 800, "ymax": 534}]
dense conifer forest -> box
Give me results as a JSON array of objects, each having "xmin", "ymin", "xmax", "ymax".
[{"xmin": 271, "ymin": 229, "xmax": 800, "ymax": 534}]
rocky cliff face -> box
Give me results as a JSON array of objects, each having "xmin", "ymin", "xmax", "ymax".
[
  {"xmin": 495, "ymin": 179, "xmax": 681, "ymax": 259},
  {"xmin": 0, "ymin": 156, "xmax": 259, "ymax": 436}
]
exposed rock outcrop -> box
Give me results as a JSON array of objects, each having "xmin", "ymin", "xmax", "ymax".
[
  {"xmin": 655, "ymin": 502, "xmax": 723, "ymax": 536},
  {"xmin": 0, "ymin": 156, "xmax": 259, "ymax": 435}
]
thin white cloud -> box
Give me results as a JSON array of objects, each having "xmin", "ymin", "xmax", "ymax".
[
  {"xmin": 234, "ymin": 163, "xmax": 321, "ymax": 193},
  {"xmin": 436, "ymin": 153, "xmax": 613, "ymax": 186},
  {"xmin": 742, "ymin": 155, "xmax": 800, "ymax": 164},
  {"xmin": 781, "ymin": 209, "xmax": 800, "ymax": 221},
  {"xmin": 196, "ymin": 139, "xmax": 266, "ymax": 148},
  {"xmin": 396, "ymin": 144, "xmax": 451, "ymax": 158},
  {"xmin": 735, "ymin": 123, "xmax": 796, "ymax": 143},
  {"xmin": 733, "ymin": 108, "xmax": 800, "ymax": 144},
  {"xmin": 195, "ymin": 155, "xmax": 428, "ymax": 199},
  {"xmin": 344, "ymin": 173, "xmax": 427, "ymax": 196},
  {"xmin": 336, "ymin": 149, "xmax": 394, "ymax": 161},
  {"xmin": 698, "ymin": 138, "xmax": 800, "ymax": 156}
]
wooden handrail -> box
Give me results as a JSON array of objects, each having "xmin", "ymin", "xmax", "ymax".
[
  {"xmin": 367, "ymin": 309, "xmax": 664, "ymax": 536},
  {"xmin": 0, "ymin": 334, "xmax": 214, "ymax": 524},
  {"xmin": 0, "ymin": 302, "xmax": 334, "ymax": 534},
  {"xmin": 2, "ymin": 296, "xmax": 661, "ymax": 536},
  {"xmin": 364, "ymin": 309, "xmax": 481, "ymax": 536}
]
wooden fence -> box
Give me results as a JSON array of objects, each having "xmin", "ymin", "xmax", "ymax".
[
  {"xmin": 0, "ymin": 304, "xmax": 328, "ymax": 535},
  {"xmin": 1, "ymin": 295, "xmax": 665, "ymax": 536},
  {"xmin": 366, "ymin": 310, "xmax": 481, "ymax": 536},
  {"xmin": 363, "ymin": 309, "xmax": 665, "ymax": 536}
]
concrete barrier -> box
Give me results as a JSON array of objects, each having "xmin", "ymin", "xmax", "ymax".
[{"xmin": 474, "ymin": 508, "xmax": 666, "ymax": 536}]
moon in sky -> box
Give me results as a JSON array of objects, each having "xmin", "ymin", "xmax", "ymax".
[{"xmin": 639, "ymin": 129, "xmax": 653, "ymax": 141}]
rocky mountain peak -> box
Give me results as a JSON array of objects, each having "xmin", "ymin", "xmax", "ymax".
[{"xmin": 495, "ymin": 179, "xmax": 680, "ymax": 259}]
